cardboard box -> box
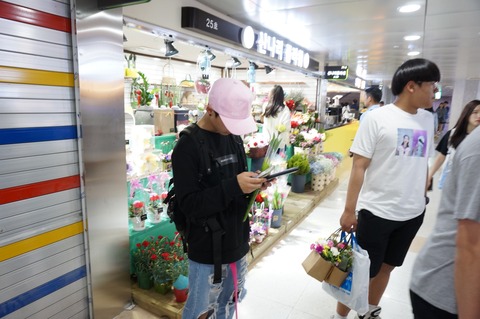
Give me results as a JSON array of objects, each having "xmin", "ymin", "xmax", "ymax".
[
  {"xmin": 302, "ymin": 250, "xmax": 334, "ymax": 282},
  {"xmin": 153, "ymin": 109, "xmax": 175, "ymax": 135}
]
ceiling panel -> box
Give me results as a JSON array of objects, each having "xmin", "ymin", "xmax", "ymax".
[{"xmin": 125, "ymin": 0, "xmax": 480, "ymax": 96}]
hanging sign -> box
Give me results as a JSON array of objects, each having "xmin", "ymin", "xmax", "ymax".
[
  {"xmin": 325, "ymin": 65, "xmax": 349, "ymax": 80},
  {"xmin": 181, "ymin": 7, "xmax": 318, "ymax": 71}
]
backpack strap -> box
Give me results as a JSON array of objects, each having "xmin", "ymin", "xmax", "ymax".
[
  {"xmin": 205, "ymin": 217, "xmax": 225, "ymax": 283},
  {"xmin": 180, "ymin": 123, "xmax": 212, "ymax": 180}
]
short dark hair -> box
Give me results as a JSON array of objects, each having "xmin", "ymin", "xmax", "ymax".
[
  {"xmin": 391, "ymin": 58, "xmax": 441, "ymax": 96},
  {"xmin": 365, "ymin": 87, "xmax": 382, "ymax": 103}
]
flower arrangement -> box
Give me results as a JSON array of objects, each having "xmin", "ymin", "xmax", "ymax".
[
  {"xmin": 129, "ymin": 200, "xmax": 145, "ymax": 218},
  {"xmin": 151, "ymin": 233, "xmax": 188, "ymax": 284},
  {"xmin": 244, "ymin": 131, "xmax": 284, "ymax": 221},
  {"xmin": 310, "ymin": 235, "xmax": 353, "ymax": 272},
  {"xmin": 132, "ymin": 72, "xmax": 153, "ymax": 106},
  {"xmin": 286, "ymin": 90, "xmax": 305, "ymax": 109},
  {"xmin": 133, "ymin": 238, "xmax": 158, "ymax": 274},
  {"xmin": 285, "ymin": 99, "xmax": 296, "ymax": 111},
  {"xmin": 269, "ymin": 184, "xmax": 290, "ymax": 210},
  {"xmin": 245, "ymin": 133, "xmax": 269, "ymax": 158},
  {"xmin": 287, "ymin": 154, "xmax": 310, "ymax": 175},
  {"xmin": 310, "ymin": 155, "xmax": 335, "ymax": 175}
]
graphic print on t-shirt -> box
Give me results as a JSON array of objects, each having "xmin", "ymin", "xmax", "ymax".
[{"xmin": 395, "ymin": 128, "xmax": 427, "ymax": 157}]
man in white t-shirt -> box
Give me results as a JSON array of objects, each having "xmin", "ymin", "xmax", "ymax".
[{"xmin": 331, "ymin": 58, "xmax": 440, "ymax": 319}]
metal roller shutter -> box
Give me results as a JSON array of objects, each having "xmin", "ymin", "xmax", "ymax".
[{"xmin": 0, "ymin": 1, "xmax": 89, "ymax": 318}]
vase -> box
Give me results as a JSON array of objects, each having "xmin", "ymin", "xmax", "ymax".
[
  {"xmin": 136, "ymin": 271, "xmax": 153, "ymax": 290},
  {"xmin": 271, "ymin": 208, "xmax": 283, "ymax": 228},
  {"xmin": 250, "ymin": 157, "xmax": 264, "ymax": 172},
  {"xmin": 291, "ymin": 174, "xmax": 307, "ymax": 193},
  {"xmin": 173, "ymin": 287, "xmax": 188, "ymax": 302},
  {"xmin": 153, "ymin": 280, "xmax": 172, "ymax": 295},
  {"xmin": 130, "ymin": 216, "xmax": 146, "ymax": 231},
  {"xmin": 325, "ymin": 266, "xmax": 349, "ymax": 287}
]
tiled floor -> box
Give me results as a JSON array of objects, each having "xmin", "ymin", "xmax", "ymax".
[{"xmin": 118, "ymin": 164, "xmax": 442, "ymax": 319}]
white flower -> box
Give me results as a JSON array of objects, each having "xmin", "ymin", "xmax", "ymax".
[{"xmin": 331, "ymin": 247, "xmax": 340, "ymax": 256}]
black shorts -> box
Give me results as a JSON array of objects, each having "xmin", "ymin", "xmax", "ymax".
[
  {"xmin": 410, "ymin": 290, "xmax": 457, "ymax": 319},
  {"xmin": 356, "ymin": 209, "xmax": 424, "ymax": 277}
]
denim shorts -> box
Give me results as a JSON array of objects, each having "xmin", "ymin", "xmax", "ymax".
[{"xmin": 182, "ymin": 256, "xmax": 248, "ymax": 319}]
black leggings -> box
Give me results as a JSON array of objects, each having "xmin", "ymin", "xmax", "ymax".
[{"xmin": 410, "ymin": 290, "xmax": 457, "ymax": 319}]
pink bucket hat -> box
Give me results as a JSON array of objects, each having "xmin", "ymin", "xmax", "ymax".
[{"xmin": 208, "ymin": 78, "xmax": 257, "ymax": 135}]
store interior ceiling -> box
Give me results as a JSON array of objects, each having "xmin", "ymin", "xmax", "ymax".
[{"xmin": 124, "ymin": 0, "xmax": 480, "ymax": 97}]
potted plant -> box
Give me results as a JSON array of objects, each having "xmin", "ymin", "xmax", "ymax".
[
  {"xmin": 287, "ymin": 154, "xmax": 310, "ymax": 193},
  {"xmin": 129, "ymin": 200, "xmax": 146, "ymax": 231},
  {"xmin": 132, "ymin": 238, "xmax": 157, "ymax": 289}
]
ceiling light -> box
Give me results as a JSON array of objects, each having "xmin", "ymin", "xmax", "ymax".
[
  {"xmin": 265, "ymin": 66, "xmax": 274, "ymax": 74},
  {"xmin": 249, "ymin": 61, "xmax": 259, "ymax": 69},
  {"xmin": 404, "ymin": 35, "xmax": 421, "ymax": 41},
  {"xmin": 407, "ymin": 51, "xmax": 420, "ymax": 56},
  {"xmin": 398, "ymin": 4, "xmax": 421, "ymax": 13},
  {"xmin": 205, "ymin": 48, "xmax": 216, "ymax": 61},
  {"xmin": 232, "ymin": 57, "xmax": 242, "ymax": 68},
  {"xmin": 164, "ymin": 39, "xmax": 178, "ymax": 57}
]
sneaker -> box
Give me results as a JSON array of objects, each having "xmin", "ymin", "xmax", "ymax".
[{"xmin": 355, "ymin": 306, "xmax": 382, "ymax": 319}]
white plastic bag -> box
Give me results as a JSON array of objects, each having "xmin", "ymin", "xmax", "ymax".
[{"xmin": 322, "ymin": 234, "xmax": 370, "ymax": 315}]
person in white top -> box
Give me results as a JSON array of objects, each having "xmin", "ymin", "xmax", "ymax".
[
  {"xmin": 262, "ymin": 85, "xmax": 291, "ymax": 150},
  {"xmin": 331, "ymin": 58, "xmax": 440, "ymax": 319}
]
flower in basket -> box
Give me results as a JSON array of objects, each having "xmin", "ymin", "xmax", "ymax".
[
  {"xmin": 129, "ymin": 200, "xmax": 145, "ymax": 218},
  {"xmin": 245, "ymin": 133, "xmax": 269, "ymax": 158},
  {"xmin": 149, "ymin": 193, "xmax": 162, "ymax": 212},
  {"xmin": 310, "ymin": 237, "xmax": 353, "ymax": 272},
  {"xmin": 310, "ymin": 155, "xmax": 334, "ymax": 175},
  {"xmin": 133, "ymin": 238, "xmax": 158, "ymax": 274}
]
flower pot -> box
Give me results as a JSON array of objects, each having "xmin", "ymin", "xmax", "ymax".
[
  {"xmin": 325, "ymin": 266, "xmax": 349, "ymax": 287},
  {"xmin": 291, "ymin": 174, "xmax": 307, "ymax": 193},
  {"xmin": 173, "ymin": 287, "xmax": 188, "ymax": 302},
  {"xmin": 136, "ymin": 272, "xmax": 153, "ymax": 290},
  {"xmin": 130, "ymin": 216, "xmax": 146, "ymax": 231},
  {"xmin": 250, "ymin": 157, "xmax": 264, "ymax": 172},
  {"xmin": 311, "ymin": 174, "xmax": 325, "ymax": 191},
  {"xmin": 254, "ymin": 233, "xmax": 265, "ymax": 243},
  {"xmin": 271, "ymin": 208, "xmax": 283, "ymax": 228},
  {"xmin": 154, "ymin": 280, "xmax": 172, "ymax": 295},
  {"xmin": 249, "ymin": 146, "xmax": 268, "ymax": 159}
]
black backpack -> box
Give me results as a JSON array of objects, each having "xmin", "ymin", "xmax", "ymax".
[{"xmin": 163, "ymin": 123, "xmax": 246, "ymax": 283}]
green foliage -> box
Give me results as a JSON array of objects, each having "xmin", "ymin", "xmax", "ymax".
[
  {"xmin": 132, "ymin": 72, "xmax": 153, "ymax": 106},
  {"xmin": 287, "ymin": 154, "xmax": 310, "ymax": 175}
]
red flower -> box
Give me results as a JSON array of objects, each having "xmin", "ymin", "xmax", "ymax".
[
  {"xmin": 136, "ymin": 243, "xmax": 141, "ymax": 248},
  {"xmin": 142, "ymin": 240, "xmax": 149, "ymax": 247},
  {"xmin": 151, "ymin": 254, "xmax": 158, "ymax": 260},
  {"xmin": 291, "ymin": 121, "xmax": 299, "ymax": 128},
  {"xmin": 158, "ymin": 235, "xmax": 164, "ymax": 239},
  {"xmin": 255, "ymin": 193, "xmax": 263, "ymax": 202},
  {"xmin": 253, "ymin": 142, "xmax": 258, "ymax": 147},
  {"xmin": 133, "ymin": 201, "xmax": 144, "ymax": 208},
  {"xmin": 161, "ymin": 252, "xmax": 171, "ymax": 261},
  {"xmin": 285, "ymin": 99, "xmax": 295, "ymax": 111},
  {"xmin": 160, "ymin": 192, "xmax": 168, "ymax": 200}
]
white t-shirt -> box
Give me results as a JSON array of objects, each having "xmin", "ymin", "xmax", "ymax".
[
  {"xmin": 263, "ymin": 106, "xmax": 291, "ymax": 149},
  {"xmin": 350, "ymin": 103, "xmax": 434, "ymax": 221}
]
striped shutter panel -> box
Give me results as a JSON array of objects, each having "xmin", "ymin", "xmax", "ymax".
[{"xmin": 0, "ymin": 1, "xmax": 89, "ymax": 318}]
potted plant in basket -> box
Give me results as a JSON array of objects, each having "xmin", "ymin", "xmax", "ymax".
[{"xmin": 287, "ymin": 154, "xmax": 310, "ymax": 193}]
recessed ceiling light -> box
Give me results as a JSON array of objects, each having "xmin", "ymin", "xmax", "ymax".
[
  {"xmin": 408, "ymin": 51, "xmax": 420, "ymax": 56},
  {"xmin": 404, "ymin": 35, "xmax": 421, "ymax": 41},
  {"xmin": 398, "ymin": 4, "xmax": 421, "ymax": 13}
]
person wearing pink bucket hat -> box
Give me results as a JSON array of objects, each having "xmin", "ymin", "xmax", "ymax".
[{"xmin": 171, "ymin": 78, "xmax": 271, "ymax": 319}]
